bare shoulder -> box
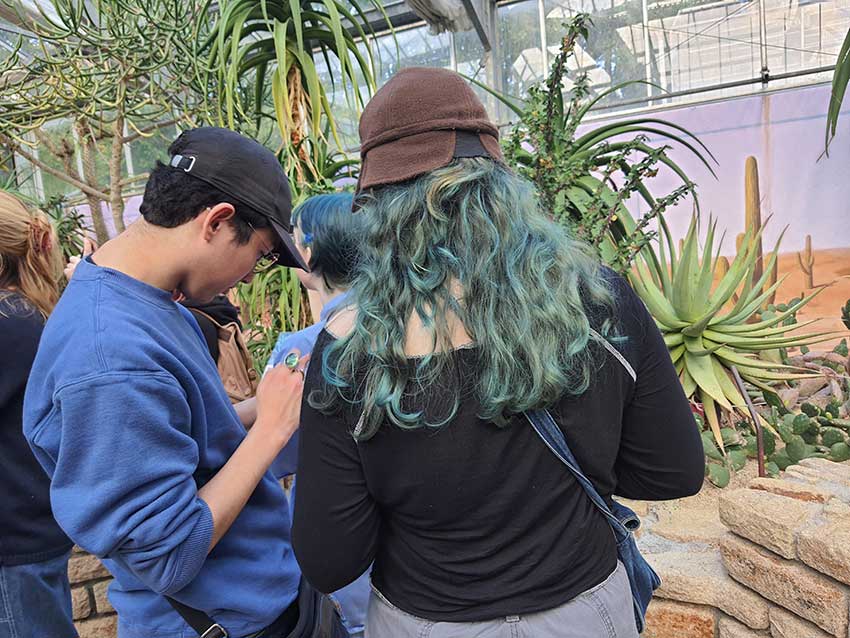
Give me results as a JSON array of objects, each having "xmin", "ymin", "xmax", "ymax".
[{"xmin": 324, "ymin": 306, "xmax": 357, "ymax": 339}]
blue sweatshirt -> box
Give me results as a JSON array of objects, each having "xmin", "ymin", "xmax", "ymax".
[{"xmin": 23, "ymin": 258, "xmax": 300, "ymax": 638}]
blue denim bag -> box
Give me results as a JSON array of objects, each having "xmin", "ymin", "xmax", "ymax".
[{"xmin": 525, "ymin": 408, "xmax": 661, "ymax": 633}]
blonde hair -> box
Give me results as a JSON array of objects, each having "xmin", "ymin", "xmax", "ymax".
[{"xmin": 0, "ymin": 191, "xmax": 62, "ymax": 318}]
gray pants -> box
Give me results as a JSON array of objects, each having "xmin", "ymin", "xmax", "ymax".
[{"xmin": 365, "ymin": 561, "xmax": 639, "ymax": 638}]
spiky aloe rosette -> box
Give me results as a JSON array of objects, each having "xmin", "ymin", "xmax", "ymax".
[{"xmin": 629, "ymin": 214, "xmax": 838, "ymax": 450}]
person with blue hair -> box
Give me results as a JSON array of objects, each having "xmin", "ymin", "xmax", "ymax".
[
  {"xmin": 291, "ymin": 68, "xmax": 704, "ymax": 637},
  {"xmin": 267, "ymin": 192, "xmax": 360, "ymax": 376},
  {"xmin": 267, "ymin": 191, "xmax": 370, "ymax": 638}
]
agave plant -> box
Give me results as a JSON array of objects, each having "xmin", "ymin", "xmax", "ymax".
[
  {"xmin": 199, "ymin": 0, "xmax": 387, "ymax": 177},
  {"xmin": 479, "ymin": 14, "xmax": 715, "ymax": 272},
  {"xmin": 630, "ymin": 214, "xmax": 837, "ymax": 449}
]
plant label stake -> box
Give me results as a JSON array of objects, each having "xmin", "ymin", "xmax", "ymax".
[{"xmin": 730, "ymin": 365, "xmax": 766, "ymax": 478}]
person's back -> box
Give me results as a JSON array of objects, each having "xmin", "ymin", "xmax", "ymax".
[
  {"xmin": 292, "ymin": 67, "xmax": 705, "ymax": 637},
  {"xmin": 0, "ymin": 193, "xmax": 76, "ymax": 638}
]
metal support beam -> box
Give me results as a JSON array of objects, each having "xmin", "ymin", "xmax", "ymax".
[{"xmin": 460, "ymin": 0, "xmax": 491, "ymax": 51}]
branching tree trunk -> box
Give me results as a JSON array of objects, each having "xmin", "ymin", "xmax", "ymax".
[
  {"xmin": 0, "ymin": 0, "xmax": 206, "ymax": 241},
  {"xmin": 108, "ymin": 112, "xmax": 126, "ymax": 234},
  {"xmin": 74, "ymin": 121, "xmax": 109, "ymax": 243}
]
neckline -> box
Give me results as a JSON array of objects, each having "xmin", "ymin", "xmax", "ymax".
[
  {"xmin": 319, "ymin": 326, "xmax": 477, "ymax": 360},
  {"xmin": 76, "ymin": 256, "xmax": 177, "ymax": 310}
]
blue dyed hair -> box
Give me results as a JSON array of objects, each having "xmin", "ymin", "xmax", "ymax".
[
  {"xmin": 292, "ymin": 192, "xmax": 360, "ymax": 291},
  {"xmin": 311, "ymin": 159, "xmax": 615, "ymax": 440}
]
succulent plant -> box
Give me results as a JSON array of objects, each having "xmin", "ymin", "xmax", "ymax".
[
  {"xmin": 761, "ymin": 394, "xmax": 850, "ymax": 468},
  {"xmin": 630, "ymin": 213, "xmax": 837, "ymax": 451},
  {"xmin": 841, "ymin": 299, "xmax": 850, "ymax": 331}
]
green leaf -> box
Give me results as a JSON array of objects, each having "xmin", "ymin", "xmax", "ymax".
[
  {"xmin": 801, "ymin": 402, "xmax": 821, "ymax": 417},
  {"xmin": 727, "ymin": 449, "xmax": 748, "ymax": 471},
  {"xmin": 707, "ymin": 463, "xmax": 731, "ymax": 488},
  {"xmin": 830, "ymin": 442, "xmax": 850, "ymax": 462},
  {"xmin": 763, "ymin": 389, "xmax": 790, "ymax": 415},
  {"xmin": 769, "ymin": 449, "xmax": 793, "ymax": 470},
  {"xmin": 786, "ymin": 435, "xmax": 808, "ymax": 463}
]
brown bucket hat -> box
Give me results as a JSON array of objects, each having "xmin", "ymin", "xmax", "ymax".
[{"xmin": 357, "ymin": 67, "xmax": 503, "ymax": 191}]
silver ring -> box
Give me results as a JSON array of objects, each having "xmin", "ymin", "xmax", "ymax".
[
  {"xmin": 295, "ymin": 367, "xmax": 306, "ymax": 380},
  {"xmin": 283, "ymin": 351, "xmax": 300, "ymax": 369}
]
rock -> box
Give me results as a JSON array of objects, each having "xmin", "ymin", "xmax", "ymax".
[
  {"xmin": 718, "ymin": 614, "xmax": 770, "ymax": 637},
  {"xmin": 746, "ymin": 477, "xmax": 833, "ymax": 503},
  {"xmin": 797, "ymin": 458, "xmax": 850, "ymax": 484},
  {"xmin": 777, "ymin": 387, "xmax": 800, "ymax": 409},
  {"xmin": 718, "ymin": 488, "xmax": 821, "ymax": 559},
  {"xmin": 644, "ymin": 599, "xmax": 717, "ymax": 638},
  {"xmin": 652, "ymin": 549, "xmax": 769, "ymax": 628},
  {"xmin": 797, "ymin": 518, "xmax": 850, "ymax": 587},
  {"xmin": 769, "ymin": 605, "xmax": 834, "ymax": 638},
  {"xmin": 797, "ymin": 377, "xmax": 830, "ymax": 399},
  {"xmin": 68, "ymin": 554, "xmax": 110, "ymax": 584},
  {"xmin": 74, "ymin": 614, "xmax": 117, "ymax": 638},
  {"xmin": 92, "ymin": 580, "xmax": 114, "ymax": 614},
  {"xmin": 823, "ymin": 499, "xmax": 850, "ymax": 520},
  {"xmin": 830, "ymin": 379, "xmax": 845, "ymax": 403},
  {"xmin": 720, "ymin": 535, "xmax": 849, "ymax": 637},
  {"xmin": 71, "ymin": 586, "xmax": 90, "ymax": 620}
]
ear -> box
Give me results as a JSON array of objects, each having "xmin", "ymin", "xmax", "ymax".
[{"xmin": 200, "ymin": 203, "xmax": 237, "ymax": 242}]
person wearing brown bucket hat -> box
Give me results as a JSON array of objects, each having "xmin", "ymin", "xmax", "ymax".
[
  {"xmin": 293, "ymin": 67, "xmax": 703, "ymax": 637},
  {"xmin": 356, "ymin": 66, "xmax": 504, "ymax": 191}
]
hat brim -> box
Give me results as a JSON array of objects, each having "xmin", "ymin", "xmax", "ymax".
[
  {"xmin": 358, "ymin": 130, "xmax": 504, "ymax": 192},
  {"xmin": 359, "ymin": 130, "xmax": 456, "ymax": 191},
  {"xmin": 268, "ymin": 217, "xmax": 310, "ymax": 271}
]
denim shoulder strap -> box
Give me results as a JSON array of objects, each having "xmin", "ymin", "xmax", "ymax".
[
  {"xmin": 524, "ymin": 409, "xmax": 624, "ymax": 535},
  {"xmin": 524, "ymin": 331, "xmax": 635, "ymax": 534}
]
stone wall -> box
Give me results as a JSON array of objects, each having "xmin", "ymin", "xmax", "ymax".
[
  {"xmin": 642, "ymin": 458, "xmax": 850, "ymax": 638},
  {"xmin": 70, "ymin": 547, "xmax": 116, "ymax": 638}
]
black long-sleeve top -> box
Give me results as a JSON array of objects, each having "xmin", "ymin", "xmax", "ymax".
[
  {"xmin": 292, "ymin": 274, "xmax": 704, "ymax": 622},
  {"xmin": 0, "ymin": 292, "xmax": 72, "ymax": 564}
]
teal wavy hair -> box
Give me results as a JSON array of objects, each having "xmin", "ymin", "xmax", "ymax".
[{"xmin": 312, "ymin": 158, "xmax": 615, "ymax": 440}]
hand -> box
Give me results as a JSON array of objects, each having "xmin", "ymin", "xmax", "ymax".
[
  {"xmin": 63, "ymin": 255, "xmax": 82, "ymax": 280},
  {"xmin": 63, "ymin": 236, "xmax": 97, "ymax": 281},
  {"xmin": 254, "ymin": 352, "xmax": 311, "ymax": 447}
]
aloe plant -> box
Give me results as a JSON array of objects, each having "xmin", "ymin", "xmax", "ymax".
[
  {"xmin": 235, "ymin": 135, "xmax": 354, "ymax": 367},
  {"xmin": 630, "ymin": 214, "xmax": 838, "ymax": 451},
  {"xmin": 237, "ymin": 266, "xmax": 311, "ymax": 372},
  {"xmin": 199, "ymin": 0, "xmax": 387, "ymax": 179},
  {"xmin": 479, "ymin": 14, "xmax": 715, "ymax": 272}
]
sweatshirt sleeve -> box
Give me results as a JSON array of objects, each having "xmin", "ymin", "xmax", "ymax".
[{"xmin": 26, "ymin": 371, "xmax": 214, "ymax": 595}]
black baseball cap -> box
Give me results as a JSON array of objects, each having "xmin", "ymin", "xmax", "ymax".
[{"xmin": 167, "ymin": 127, "xmax": 309, "ymax": 271}]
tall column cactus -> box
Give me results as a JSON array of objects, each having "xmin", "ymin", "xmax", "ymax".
[
  {"xmin": 797, "ymin": 234, "xmax": 815, "ymax": 288},
  {"xmin": 743, "ymin": 157, "xmax": 778, "ymax": 308}
]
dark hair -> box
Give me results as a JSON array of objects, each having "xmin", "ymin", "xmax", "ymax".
[
  {"xmin": 292, "ymin": 193, "xmax": 360, "ymax": 291},
  {"xmin": 139, "ymin": 138, "xmax": 269, "ymax": 245}
]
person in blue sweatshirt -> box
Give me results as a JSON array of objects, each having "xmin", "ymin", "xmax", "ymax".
[{"xmin": 23, "ymin": 128, "xmax": 337, "ymax": 638}]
